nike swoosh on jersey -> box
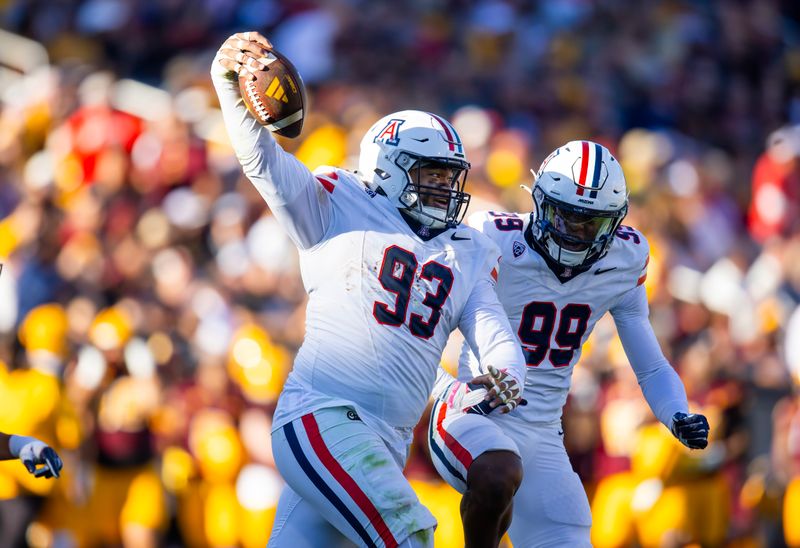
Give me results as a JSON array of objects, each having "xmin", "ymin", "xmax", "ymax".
[
  {"xmin": 450, "ymin": 233, "xmax": 470, "ymax": 241},
  {"xmin": 594, "ymin": 266, "xmax": 617, "ymax": 275}
]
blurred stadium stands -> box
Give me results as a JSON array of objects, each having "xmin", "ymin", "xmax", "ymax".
[{"xmin": 1, "ymin": 0, "xmax": 800, "ymax": 546}]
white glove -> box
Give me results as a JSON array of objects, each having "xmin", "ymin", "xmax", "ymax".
[
  {"xmin": 439, "ymin": 381, "xmax": 495, "ymax": 415},
  {"xmin": 9, "ymin": 436, "xmax": 63, "ymax": 478},
  {"xmin": 448, "ymin": 365, "xmax": 526, "ymax": 415},
  {"xmin": 483, "ymin": 365, "xmax": 525, "ymax": 413}
]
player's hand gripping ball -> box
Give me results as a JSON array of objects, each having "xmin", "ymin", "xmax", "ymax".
[{"xmin": 218, "ymin": 31, "xmax": 307, "ymax": 138}]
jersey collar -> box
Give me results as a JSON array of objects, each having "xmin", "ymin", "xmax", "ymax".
[{"xmin": 399, "ymin": 210, "xmax": 448, "ymax": 241}]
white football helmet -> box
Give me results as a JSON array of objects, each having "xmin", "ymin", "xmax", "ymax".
[
  {"xmin": 530, "ymin": 140, "xmax": 628, "ymax": 267},
  {"xmin": 358, "ymin": 110, "xmax": 470, "ymax": 229}
]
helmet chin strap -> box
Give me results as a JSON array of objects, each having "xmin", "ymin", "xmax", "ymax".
[
  {"xmin": 547, "ymin": 238, "xmax": 589, "ymax": 267},
  {"xmin": 418, "ymin": 205, "xmax": 449, "ymax": 228},
  {"xmin": 533, "ymin": 214, "xmax": 593, "ymax": 267},
  {"xmin": 399, "ymin": 190, "xmax": 449, "ymax": 229}
]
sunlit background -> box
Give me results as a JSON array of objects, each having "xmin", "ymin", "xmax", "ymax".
[{"xmin": 1, "ymin": 1, "xmax": 800, "ymax": 546}]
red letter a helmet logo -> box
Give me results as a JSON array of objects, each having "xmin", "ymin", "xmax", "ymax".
[{"xmin": 373, "ymin": 119, "xmax": 404, "ymax": 146}]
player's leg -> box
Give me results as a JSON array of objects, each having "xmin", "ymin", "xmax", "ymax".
[
  {"xmin": 461, "ymin": 451, "xmax": 522, "ymax": 547},
  {"xmin": 507, "ymin": 424, "xmax": 592, "ymax": 548},
  {"xmin": 269, "ymin": 485, "xmax": 356, "ymax": 547},
  {"xmin": 428, "ymin": 399, "xmax": 522, "ymax": 548},
  {"xmin": 272, "ymin": 406, "xmax": 436, "ymax": 547}
]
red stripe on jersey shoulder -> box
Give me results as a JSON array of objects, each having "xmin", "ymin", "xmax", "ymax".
[
  {"xmin": 490, "ymin": 267, "xmax": 498, "ymax": 282},
  {"xmin": 637, "ymin": 255, "xmax": 650, "ymax": 286},
  {"xmin": 315, "ymin": 172, "xmax": 338, "ymax": 194}
]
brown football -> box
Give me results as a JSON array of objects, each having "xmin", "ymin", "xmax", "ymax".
[{"xmin": 238, "ymin": 48, "xmax": 306, "ymax": 138}]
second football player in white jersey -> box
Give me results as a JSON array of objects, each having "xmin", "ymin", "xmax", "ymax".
[
  {"xmin": 212, "ymin": 32, "xmax": 526, "ymax": 548},
  {"xmin": 429, "ymin": 141, "xmax": 710, "ymax": 547}
]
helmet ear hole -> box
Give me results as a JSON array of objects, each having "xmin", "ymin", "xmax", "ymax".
[
  {"xmin": 396, "ymin": 152, "xmax": 414, "ymax": 168},
  {"xmin": 400, "ymin": 192, "xmax": 418, "ymax": 207}
]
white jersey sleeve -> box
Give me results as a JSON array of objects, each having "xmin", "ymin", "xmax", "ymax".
[
  {"xmin": 611, "ymin": 283, "xmax": 689, "ymax": 427},
  {"xmin": 459, "ymin": 212, "xmax": 526, "ymax": 386},
  {"xmin": 464, "ymin": 214, "xmax": 683, "ymax": 425},
  {"xmin": 466, "ymin": 210, "xmax": 501, "ymax": 238},
  {"xmin": 458, "ymin": 257, "xmax": 526, "ymax": 391},
  {"xmin": 432, "ymin": 280, "xmax": 526, "ymax": 400},
  {"xmin": 432, "ymin": 244, "xmax": 525, "ymax": 400},
  {"xmin": 211, "ymin": 54, "xmax": 330, "ymax": 249}
]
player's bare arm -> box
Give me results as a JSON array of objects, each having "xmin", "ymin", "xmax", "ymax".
[{"xmin": 0, "ymin": 432, "xmax": 14, "ymax": 460}]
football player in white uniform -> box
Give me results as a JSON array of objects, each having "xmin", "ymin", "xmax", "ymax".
[
  {"xmin": 0, "ymin": 432, "xmax": 62, "ymax": 478},
  {"xmin": 429, "ymin": 141, "xmax": 710, "ymax": 547},
  {"xmin": 212, "ymin": 32, "xmax": 526, "ymax": 548}
]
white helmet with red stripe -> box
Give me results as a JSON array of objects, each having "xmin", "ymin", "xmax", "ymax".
[
  {"xmin": 531, "ymin": 140, "xmax": 628, "ymax": 267},
  {"xmin": 358, "ymin": 110, "xmax": 470, "ymax": 229}
]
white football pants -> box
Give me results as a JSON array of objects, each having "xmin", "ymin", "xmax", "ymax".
[
  {"xmin": 428, "ymin": 399, "xmax": 592, "ymax": 547},
  {"xmin": 270, "ymin": 406, "xmax": 436, "ymax": 547}
]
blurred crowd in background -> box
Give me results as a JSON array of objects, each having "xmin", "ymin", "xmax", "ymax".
[{"xmin": 1, "ymin": 0, "xmax": 800, "ymax": 546}]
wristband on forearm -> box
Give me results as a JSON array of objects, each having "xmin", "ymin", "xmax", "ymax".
[{"xmin": 8, "ymin": 435, "xmax": 37, "ymax": 458}]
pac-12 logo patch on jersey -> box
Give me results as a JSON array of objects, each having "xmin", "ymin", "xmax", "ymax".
[
  {"xmin": 512, "ymin": 241, "xmax": 526, "ymax": 258},
  {"xmin": 373, "ymin": 119, "xmax": 404, "ymax": 146}
]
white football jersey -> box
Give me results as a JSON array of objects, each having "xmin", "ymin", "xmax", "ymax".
[
  {"xmin": 460, "ymin": 211, "xmax": 650, "ymax": 424},
  {"xmin": 273, "ymin": 170, "xmax": 513, "ymax": 439},
  {"xmin": 212, "ymin": 64, "xmax": 525, "ymax": 452}
]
